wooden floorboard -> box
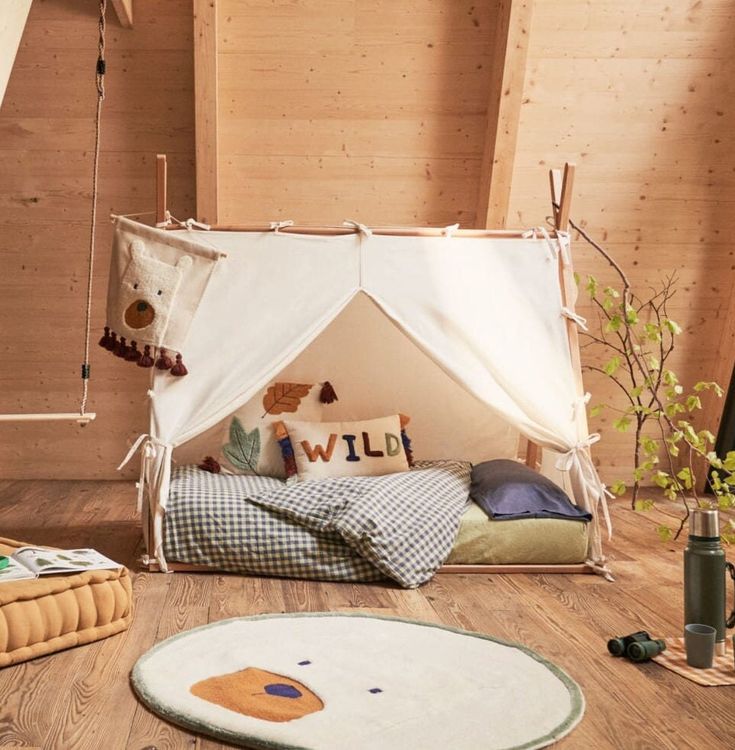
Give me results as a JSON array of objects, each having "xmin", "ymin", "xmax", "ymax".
[{"xmin": 0, "ymin": 480, "xmax": 733, "ymax": 749}]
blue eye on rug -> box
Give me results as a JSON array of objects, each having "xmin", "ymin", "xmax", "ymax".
[
  {"xmin": 264, "ymin": 683, "xmax": 303, "ymax": 699},
  {"xmin": 297, "ymin": 660, "xmax": 311, "ymax": 666},
  {"xmin": 368, "ymin": 688, "xmax": 383, "ymax": 694}
]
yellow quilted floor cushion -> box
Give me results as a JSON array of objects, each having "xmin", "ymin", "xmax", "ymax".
[{"xmin": 0, "ymin": 537, "xmax": 133, "ymax": 668}]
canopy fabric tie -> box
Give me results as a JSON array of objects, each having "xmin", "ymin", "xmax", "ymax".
[
  {"xmin": 556, "ymin": 230, "xmax": 571, "ymax": 267},
  {"xmin": 443, "ymin": 223, "xmax": 460, "ymax": 238},
  {"xmin": 269, "ymin": 220, "xmax": 294, "ymax": 233},
  {"xmin": 572, "ymin": 392, "xmax": 591, "ymax": 421},
  {"xmin": 584, "ymin": 556, "xmax": 615, "ymax": 582},
  {"xmin": 342, "ymin": 219, "xmax": 372, "ymax": 238},
  {"xmin": 521, "ymin": 228, "xmax": 537, "ymax": 239},
  {"xmin": 536, "ymin": 226, "xmax": 560, "ymax": 262},
  {"xmin": 561, "ymin": 306, "xmax": 589, "ymax": 331},
  {"xmin": 117, "ymin": 433, "xmax": 173, "ymax": 513},
  {"xmin": 185, "ymin": 218, "xmax": 211, "ymax": 231},
  {"xmin": 555, "ymin": 433, "xmax": 612, "ymax": 539},
  {"xmin": 155, "ymin": 209, "xmax": 173, "ymax": 229}
]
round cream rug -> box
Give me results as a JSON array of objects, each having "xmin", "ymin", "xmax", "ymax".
[{"xmin": 131, "ymin": 613, "xmax": 584, "ymax": 750}]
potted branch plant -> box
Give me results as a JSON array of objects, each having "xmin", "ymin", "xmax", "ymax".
[{"xmin": 569, "ymin": 220, "xmax": 735, "ymax": 542}]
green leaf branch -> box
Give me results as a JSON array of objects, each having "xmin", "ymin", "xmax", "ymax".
[{"xmin": 566, "ymin": 217, "xmax": 732, "ymax": 540}]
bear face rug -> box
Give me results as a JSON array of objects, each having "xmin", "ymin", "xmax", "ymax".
[{"xmin": 130, "ymin": 613, "xmax": 584, "ymax": 750}]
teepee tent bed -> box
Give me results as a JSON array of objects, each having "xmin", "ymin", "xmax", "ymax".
[{"xmin": 110, "ymin": 163, "xmax": 612, "ymax": 584}]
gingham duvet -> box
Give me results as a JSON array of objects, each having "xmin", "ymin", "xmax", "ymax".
[{"xmin": 163, "ymin": 460, "xmax": 471, "ymax": 588}]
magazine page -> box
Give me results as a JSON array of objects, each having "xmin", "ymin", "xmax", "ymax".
[
  {"xmin": 0, "ymin": 555, "xmax": 37, "ymax": 582},
  {"xmin": 13, "ymin": 547, "xmax": 121, "ymax": 575}
]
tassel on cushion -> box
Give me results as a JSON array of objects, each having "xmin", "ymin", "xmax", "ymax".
[
  {"xmin": 125, "ymin": 340, "xmax": 141, "ymax": 363},
  {"xmin": 155, "ymin": 348, "xmax": 174, "ymax": 370},
  {"xmin": 170, "ymin": 353, "xmax": 188, "ymax": 377},
  {"xmin": 138, "ymin": 344, "xmax": 154, "ymax": 368},
  {"xmin": 198, "ymin": 456, "xmax": 221, "ymax": 473},
  {"xmin": 106, "ymin": 331, "xmax": 118, "ymax": 352},
  {"xmin": 98, "ymin": 326, "xmax": 112, "ymax": 349},
  {"xmin": 319, "ymin": 381, "xmax": 338, "ymax": 404}
]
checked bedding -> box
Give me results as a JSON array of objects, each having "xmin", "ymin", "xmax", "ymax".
[{"xmin": 163, "ymin": 460, "xmax": 471, "ymax": 588}]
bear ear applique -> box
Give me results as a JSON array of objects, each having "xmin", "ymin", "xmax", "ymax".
[
  {"xmin": 176, "ymin": 254, "xmax": 193, "ymax": 271},
  {"xmin": 130, "ymin": 239, "xmax": 146, "ymax": 258}
]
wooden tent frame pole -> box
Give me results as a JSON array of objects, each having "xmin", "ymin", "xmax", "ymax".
[
  {"xmin": 153, "ymin": 152, "xmax": 568, "ymax": 240},
  {"xmin": 145, "ymin": 157, "xmax": 592, "ymax": 576}
]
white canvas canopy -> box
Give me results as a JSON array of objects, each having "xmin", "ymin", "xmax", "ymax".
[{"xmin": 114, "ymin": 217, "xmax": 612, "ymax": 577}]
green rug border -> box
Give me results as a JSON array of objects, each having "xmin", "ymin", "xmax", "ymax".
[{"xmin": 131, "ymin": 611, "xmax": 585, "ymax": 750}]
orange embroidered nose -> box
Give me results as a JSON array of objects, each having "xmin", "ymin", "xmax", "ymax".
[
  {"xmin": 124, "ymin": 299, "xmax": 155, "ymax": 329},
  {"xmin": 190, "ymin": 667, "xmax": 324, "ymax": 723}
]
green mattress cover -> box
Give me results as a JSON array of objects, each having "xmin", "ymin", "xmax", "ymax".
[{"xmin": 447, "ymin": 502, "xmax": 589, "ymax": 565}]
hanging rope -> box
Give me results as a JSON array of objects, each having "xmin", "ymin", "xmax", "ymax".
[{"xmin": 80, "ymin": 0, "xmax": 107, "ymax": 416}]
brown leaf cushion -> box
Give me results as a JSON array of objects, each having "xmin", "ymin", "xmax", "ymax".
[{"xmin": 0, "ymin": 537, "xmax": 133, "ymax": 668}]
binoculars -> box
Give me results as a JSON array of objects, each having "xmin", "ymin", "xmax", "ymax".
[{"xmin": 607, "ymin": 631, "xmax": 666, "ymax": 662}]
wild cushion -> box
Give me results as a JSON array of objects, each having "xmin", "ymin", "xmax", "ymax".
[{"xmin": 275, "ymin": 415, "xmax": 413, "ymax": 481}]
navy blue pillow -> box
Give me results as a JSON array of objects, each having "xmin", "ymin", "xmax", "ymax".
[{"xmin": 470, "ymin": 459, "xmax": 591, "ymax": 522}]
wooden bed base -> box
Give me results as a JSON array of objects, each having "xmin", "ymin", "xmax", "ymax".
[{"xmin": 145, "ymin": 560, "xmax": 592, "ymax": 575}]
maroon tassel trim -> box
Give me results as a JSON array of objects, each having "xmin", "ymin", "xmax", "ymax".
[
  {"xmin": 138, "ymin": 344, "xmax": 155, "ymax": 368},
  {"xmin": 115, "ymin": 336, "xmax": 129, "ymax": 358},
  {"xmin": 155, "ymin": 347, "xmax": 174, "ymax": 370},
  {"xmin": 125, "ymin": 340, "xmax": 142, "ymax": 363},
  {"xmin": 319, "ymin": 381, "xmax": 338, "ymax": 404},
  {"xmin": 106, "ymin": 331, "xmax": 118, "ymax": 352},
  {"xmin": 99, "ymin": 326, "xmax": 112, "ymax": 349},
  {"xmin": 198, "ymin": 456, "xmax": 221, "ymax": 473},
  {"xmin": 170, "ymin": 353, "xmax": 188, "ymax": 377}
]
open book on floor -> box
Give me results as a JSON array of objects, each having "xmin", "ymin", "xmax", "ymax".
[{"xmin": 0, "ymin": 547, "xmax": 121, "ymax": 583}]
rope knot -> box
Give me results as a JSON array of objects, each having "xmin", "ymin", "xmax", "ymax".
[
  {"xmin": 342, "ymin": 219, "xmax": 372, "ymax": 238},
  {"xmin": 269, "ymin": 220, "xmax": 294, "ymax": 233},
  {"xmin": 561, "ymin": 307, "xmax": 589, "ymax": 331}
]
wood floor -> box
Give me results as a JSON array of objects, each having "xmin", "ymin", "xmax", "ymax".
[{"xmin": 0, "ymin": 480, "xmax": 733, "ymax": 750}]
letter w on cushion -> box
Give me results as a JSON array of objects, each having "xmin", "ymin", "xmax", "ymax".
[{"xmin": 301, "ymin": 434, "xmax": 338, "ymax": 463}]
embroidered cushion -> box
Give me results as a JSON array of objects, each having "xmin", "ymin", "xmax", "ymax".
[
  {"xmin": 220, "ymin": 382, "xmax": 330, "ymax": 479},
  {"xmin": 274, "ymin": 414, "xmax": 414, "ymax": 481}
]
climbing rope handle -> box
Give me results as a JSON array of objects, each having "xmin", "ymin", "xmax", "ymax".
[{"xmin": 80, "ymin": 0, "xmax": 107, "ymax": 417}]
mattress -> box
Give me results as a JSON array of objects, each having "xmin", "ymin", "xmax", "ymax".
[
  {"xmin": 446, "ymin": 502, "xmax": 589, "ymax": 565},
  {"xmin": 0, "ymin": 537, "xmax": 133, "ymax": 668},
  {"xmin": 164, "ymin": 466, "xmax": 588, "ymax": 576}
]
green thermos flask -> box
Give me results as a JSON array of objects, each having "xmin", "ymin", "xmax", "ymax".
[{"xmin": 684, "ymin": 508, "xmax": 735, "ymax": 655}]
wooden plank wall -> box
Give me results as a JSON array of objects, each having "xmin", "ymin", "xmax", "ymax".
[
  {"xmin": 1, "ymin": 0, "xmax": 732, "ymax": 483},
  {"xmin": 216, "ymin": 0, "xmax": 498, "ymax": 226},
  {"xmin": 0, "ymin": 0, "xmax": 195, "ymax": 479},
  {"xmin": 506, "ymin": 0, "xmax": 735, "ymax": 480}
]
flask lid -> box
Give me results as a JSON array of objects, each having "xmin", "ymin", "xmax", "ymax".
[{"xmin": 691, "ymin": 508, "xmax": 719, "ymax": 538}]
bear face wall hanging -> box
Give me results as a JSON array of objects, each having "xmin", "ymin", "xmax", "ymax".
[{"xmin": 101, "ymin": 217, "xmax": 225, "ymax": 376}]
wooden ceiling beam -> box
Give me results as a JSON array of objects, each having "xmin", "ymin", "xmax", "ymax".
[
  {"xmin": 111, "ymin": 0, "xmax": 133, "ymax": 28},
  {"xmin": 476, "ymin": 0, "xmax": 534, "ymax": 229}
]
